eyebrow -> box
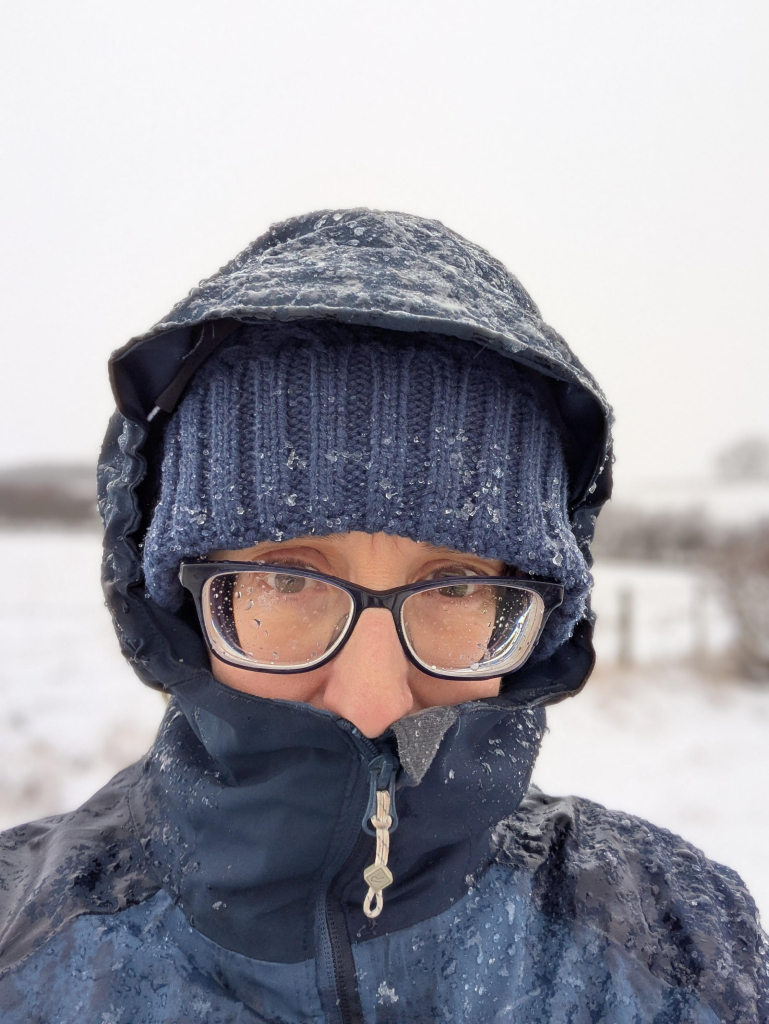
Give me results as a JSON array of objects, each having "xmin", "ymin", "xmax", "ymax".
[{"xmin": 229, "ymin": 536, "xmax": 503, "ymax": 567}]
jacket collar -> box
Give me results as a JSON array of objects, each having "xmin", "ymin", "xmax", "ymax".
[{"xmin": 130, "ymin": 672, "xmax": 545, "ymax": 962}]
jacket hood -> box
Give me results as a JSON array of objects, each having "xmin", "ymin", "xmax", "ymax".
[
  {"xmin": 110, "ymin": 209, "xmax": 612, "ymax": 508},
  {"xmin": 100, "ymin": 208, "xmax": 612, "ymax": 701},
  {"xmin": 94, "ymin": 211, "xmax": 612, "ymax": 963}
]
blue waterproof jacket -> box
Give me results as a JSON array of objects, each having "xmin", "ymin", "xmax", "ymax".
[{"xmin": 0, "ymin": 211, "xmax": 766, "ymax": 1023}]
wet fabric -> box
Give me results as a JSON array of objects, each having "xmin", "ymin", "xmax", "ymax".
[
  {"xmin": 1, "ymin": 774, "xmax": 766, "ymax": 1023},
  {"xmin": 0, "ymin": 210, "xmax": 766, "ymax": 1022},
  {"xmin": 108, "ymin": 209, "xmax": 612, "ymax": 512},
  {"xmin": 130, "ymin": 692, "xmax": 545, "ymax": 962}
]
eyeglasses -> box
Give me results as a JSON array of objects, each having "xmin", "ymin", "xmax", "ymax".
[{"xmin": 179, "ymin": 562, "xmax": 564, "ymax": 681}]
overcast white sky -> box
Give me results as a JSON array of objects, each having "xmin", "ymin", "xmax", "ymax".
[{"xmin": 1, "ymin": 0, "xmax": 767, "ymax": 494}]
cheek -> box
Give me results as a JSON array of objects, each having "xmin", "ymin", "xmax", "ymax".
[
  {"xmin": 209, "ymin": 654, "xmax": 328, "ymax": 704},
  {"xmin": 406, "ymin": 668, "xmax": 502, "ymax": 710}
]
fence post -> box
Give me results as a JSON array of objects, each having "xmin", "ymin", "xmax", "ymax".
[
  {"xmin": 618, "ymin": 588, "xmax": 634, "ymax": 667},
  {"xmin": 691, "ymin": 578, "xmax": 708, "ymax": 671}
]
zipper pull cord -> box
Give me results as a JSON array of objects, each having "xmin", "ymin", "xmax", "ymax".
[
  {"xmin": 362, "ymin": 789, "xmax": 393, "ymax": 919},
  {"xmin": 361, "ymin": 752, "xmax": 398, "ymax": 920}
]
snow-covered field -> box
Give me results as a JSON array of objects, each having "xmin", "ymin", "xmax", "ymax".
[
  {"xmin": 0, "ymin": 530, "xmax": 766, "ymax": 921},
  {"xmin": 0, "ymin": 530, "xmax": 164, "ymax": 827}
]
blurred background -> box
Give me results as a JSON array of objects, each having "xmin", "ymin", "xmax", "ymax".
[{"xmin": 1, "ymin": 1, "xmax": 767, "ymax": 916}]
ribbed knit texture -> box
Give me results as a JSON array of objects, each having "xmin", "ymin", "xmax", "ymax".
[{"xmin": 142, "ymin": 323, "xmax": 592, "ymax": 660}]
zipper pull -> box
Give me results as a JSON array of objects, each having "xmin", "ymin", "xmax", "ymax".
[{"xmin": 362, "ymin": 754, "xmax": 398, "ymax": 920}]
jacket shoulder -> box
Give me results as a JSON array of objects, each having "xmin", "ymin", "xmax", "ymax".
[
  {"xmin": 0, "ymin": 760, "xmax": 160, "ymax": 975},
  {"xmin": 493, "ymin": 788, "xmax": 769, "ymax": 1022}
]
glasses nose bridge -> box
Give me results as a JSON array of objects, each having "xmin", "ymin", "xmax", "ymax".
[
  {"xmin": 357, "ymin": 587, "xmax": 401, "ymax": 617},
  {"xmin": 350, "ymin": 589, "xmax": 406, "ymax": 661}
]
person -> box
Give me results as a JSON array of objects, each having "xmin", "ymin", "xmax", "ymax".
[{"xmin": 0, "ymin": 209, "xmax": 765, "ymax": 1023}]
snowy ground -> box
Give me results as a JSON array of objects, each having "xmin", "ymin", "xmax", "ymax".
[
  {"xmin": 0, "ymin": 530, "xmax": 766, "ymax": 921},
  {"xmin": 0, "ymin": 530, "xmax": 164, "ymax": 827}
]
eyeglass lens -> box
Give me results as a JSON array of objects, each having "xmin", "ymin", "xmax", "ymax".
[
  {"xmin": 400, "ymin": 581, "xmax": 543, "ymax": 676},
  {"xmin": 201, "ymin": 571, "xmax": 544, "ymax": 676},
  {"xmin": 204, "ymin": 571, "xmax": 355, "ymax": 670}
]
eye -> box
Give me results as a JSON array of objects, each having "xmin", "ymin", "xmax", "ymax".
[
  {"xmin": 436, "ymin": 581, "xmax": 476, "ymax": 598},
  {"xmin": 264, "ymin": 572, "xmax": 315, "ymax": 594},
  {"xmin": 424, "ymin": 565, "xmax": 485, "ymax": 598}
]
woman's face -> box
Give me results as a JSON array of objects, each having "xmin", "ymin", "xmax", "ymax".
[{"xmin": 208, "ymin": 531, "xmax": 506, "ymax": 738}]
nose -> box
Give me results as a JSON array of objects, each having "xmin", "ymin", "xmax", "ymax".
[{"xmin": 320, "ymin": 609, "xmax": 415, "ymax": 738}]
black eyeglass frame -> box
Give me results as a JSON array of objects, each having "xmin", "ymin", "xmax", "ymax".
[{"xmin": 179, "ymin": 561, "xmax": 564, "ymax": 681}]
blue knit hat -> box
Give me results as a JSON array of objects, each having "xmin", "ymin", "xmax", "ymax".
[{"xmin": 142, "ymin": 321, "xmax": 591, "ymax": 660}]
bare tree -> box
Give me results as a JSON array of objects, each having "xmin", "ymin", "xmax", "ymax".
[
  {"xmin": 0, "ymin": 464, "xmax": 98, "ymax": 528},
  {"xmin": 715, "ymin": 437, "xmax": 769, "ymax": 482},
  {"xmin": 592, "ymin": 504, "xmax": 712, "ymax": 564},
  {"xmin": 593, "ymin": 502, "xmax": 769, "ymax": 681},
  {"xmin": 711, "ymin": 522, "xmax": 769, "ymax": 681}
]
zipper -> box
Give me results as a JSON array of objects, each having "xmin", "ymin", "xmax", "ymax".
[
  {"xmin": 324, "ymin": 868, "xmax": 366, "ymax": 1024},
  {"xmin": 317, "ymin": 732, "xmax": 400, "ymax": 1024}
]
